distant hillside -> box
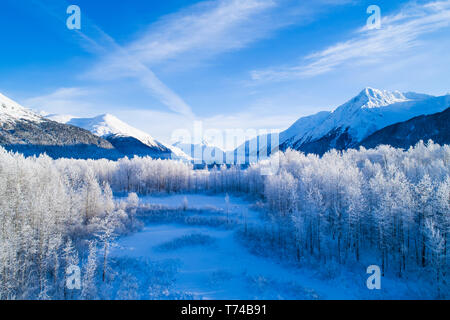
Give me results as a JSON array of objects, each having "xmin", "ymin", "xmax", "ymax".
[
  {"xmin": 106, "ymin": 134, "xmax": 171, "ymax": 159},
  {"xmin": 0, "ymin": 93, "xmax": 121, "ymax": 159},
  {"xmin": 49, "ymin": 113, "xmax": 190, "ymax": 160},
  {"xmin": 236, "ymin": 88, "xmax": 450, "ymax": 159},
  {"xmin": 173, "ymin": 140, "xmax": 225, "ymax": 164},
  {"xmin": 359, "ymin": 108, "xmax": 450, "ymax": 149},
  {"xmin": 279, "ymin": 88, "xmax": 449, "ymax": 155}
]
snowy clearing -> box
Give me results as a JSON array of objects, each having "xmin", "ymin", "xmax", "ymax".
[
  {"xmin": 112, "ymin": 194, "xmax": 422, "ymax": 300},
  {"xmin": 2, "ymin": 143, "xmax": 447, "ymax": 300}
]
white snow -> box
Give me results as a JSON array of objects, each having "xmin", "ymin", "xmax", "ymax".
[
  {"xmin": 48, "ymin": 113, "xmax": 192, "ymax": 160},
  {"xmin": 0, "ymin": 93, "xmax": 43, "ymax": 123},
  {"xmin": 280, "ymin": 111, "xmax": 331, "ymax": 146},
  {"xmin": 113, "ymin": 194, "xmax": 420, "ymax": 300},
  {"xmin": 54, "ymin": 113, "xmax": 162, "ymax": 148},
  {"xmin": 45, "ymin": 113, "xmax": 77, "ymax": 124},
  {"xmin": 234, "ymin": 87, "xmax": 449, "ymax": 157},
  {"xmin": 168, "ymin": 144, "xmax": 193, "ymax": 161},
  {"xmin": 173, "ymin": 141, "xmax": 224, "ymax": 163},
  {"xmin": 281, "ymin": 87, "xmax": 450, "ymax": 147}
]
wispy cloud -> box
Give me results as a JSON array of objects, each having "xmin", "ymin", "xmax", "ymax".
[
  {"xmin": 85, "ymin": 0, "xmax": 354, "ymax": 114},
  {"xmin": 25, "ymin": 0, "xmax": 357, "ymax": 141},
  {"xmin": 251, "ymin": 0, "xmax": 450, "ymax": 82},
  {"xmin": 31, "ymin": 0, "xmax": 196, "ymax": 117},
  {"xmin": 83, "ymin": 0, "xmax": 284, "ymax": 117},
  {"xmin": 128, "ymin": 0, "xmax": 279, "ymax": 65},
  {"xmin": 76, "ymin": 19, "xmax": 197, "ymax": 117},
  {"xmin": 23, "ymin": 87, "xmax": 97, "ymax": 115},
  {"xmin": 115, "ymin": 105, "xmax": 294, "ymax": 149},
  {"xmin": 90, "ymin": 0, "xmax": 354, "ymax": 70},
  {"xmin": 30, "ymin": 0, "xmax": 353, "ymax": 119}
]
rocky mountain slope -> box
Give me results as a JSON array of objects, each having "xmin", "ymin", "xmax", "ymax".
[
  {"xmin": 359, "ymin": 107, "xmax": 450, "ymax": 149},
  {"xmin": 0, "ymin": 93, "xmax": 120, "ymax": 159}
]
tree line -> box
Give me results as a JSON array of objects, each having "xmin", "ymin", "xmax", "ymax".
[{"xmin": 0, "ymin": 140, "xmax": 448, "ymax": 299}]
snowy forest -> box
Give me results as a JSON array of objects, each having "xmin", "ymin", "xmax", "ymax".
[{"xmin": 0, "ymin": 141, "xmax": 448, "ymax": 300}]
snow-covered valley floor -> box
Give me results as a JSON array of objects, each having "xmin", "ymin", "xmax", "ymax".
[{"xmin": 111, "ymin": 194, "xmax": 426, "ymax": 300}]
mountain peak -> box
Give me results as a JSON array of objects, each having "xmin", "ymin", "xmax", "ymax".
[
  {"xmin": 97, "ymin": 113, "xmax": 118, "ymax": 121},
  {"xmin": 360, "ymin": 87, "xmax": 379, "ymax": 96},
  {"xmin": 48, "ymin": 112, "xmax": 191, "ymax": 161},
  {"xmin": 0, "ymin": 92, "xmax": 43, "ymax": 123},
  {"xmin": 354, "ymin": 87, "xmax": 408, "ymax": 109},
  {"xmin": 62, "ymin": 113, "xmax": 159, "ymax": 147},
  {"xmin": 277, "ymin": 87, "xmax": 448, "ymax": 155}
]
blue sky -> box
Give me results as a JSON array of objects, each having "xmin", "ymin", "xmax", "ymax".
[{"xmin": 1, "ymin": 0, "xmax": 449, "ymax": 147}]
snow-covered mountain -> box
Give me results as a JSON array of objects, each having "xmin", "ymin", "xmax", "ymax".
[
  {"xmin": 239, "ymin": 88, "xmax": 450, "ymax": 158},
  {"xmin": 280, "ymin": 88, "xmax": 448, "ymax": 153},
  {"xmin": 0, "ymin": 92, "xmax": 189, "ymax": 160},
  {"xmin": 0, "ymin": 93, "xmax": 120, "ymax": 159},
  {"xmin": 1, "ymin": 93, "xmax": 43, "ymax": 123},
  {"xmin": 48, "ymin": 113, "xmax": 190, "ymax": 160},
  {"xmin": 359, "ymin": 107, "xmax": 450, "ymax": 149},
  {"xmin": 173, "ymin": 140, "xmax": 225, "ymax": 164},
  {"xmin": 4, "ymin": 87, "xmax": 448, "ymax": 162}
]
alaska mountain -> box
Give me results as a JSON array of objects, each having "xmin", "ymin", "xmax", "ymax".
[
  {"xmin": 48, "ymin": 113, "xmax": 190, "ymax": 160},
  {"xmin": 3, "ymin": 88, "xmax": 448, "ymax": 162},
  {"xmin": 359, "ymin": 107, "xmax": 450, "ymax": 149},
  {"xmin": 0, "ymin": 93, "xmax": 121, "ymax": 159},
  {"xmin": 238, "ymin": 88, "xmax": 450, "ymax": 159},
  {"xmin": 279, "ymin": 88, "xmax": 450, "ymax": 155},
  {"xmin": 173, "ymin": 140, "xmax": 225, "ymax": 164}
]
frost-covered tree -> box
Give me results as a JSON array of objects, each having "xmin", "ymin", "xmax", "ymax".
[
  {"xmin": 0, "ymin": 140, "xmax": 449, "ymax": 299},
  {"xmin": 81, "ymin": 241, "xmax": 98, "ymax": 300}
]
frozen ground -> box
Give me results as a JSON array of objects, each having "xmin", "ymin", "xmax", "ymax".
[{"xmin": 112, "ymin": 194, "xmax": 424, "ymax": 300}]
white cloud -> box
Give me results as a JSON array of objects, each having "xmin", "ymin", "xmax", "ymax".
[
  {"xmin": 83, "ymin": 0, "xmax": 287, "ymax": 117},
  {"xmin": 129, "ymin": 0, "xmax": 279, "ymax": 65},
  {"xmin": 251, "ymin": 0, "xmax": 450, "ymax": 82},
  {"xmin": 76, "ymin": 27, "xmax": 196, "ymax": 117},
  {"xmin": 25, "ymin": 0, "xmax": 358, "ymax": 143},
  {"xmin": 85, "ymin": 0, "xmax": 351, "ymax": 116},
  {"xmin": 27, "ymin": 0, "xmax": 195, "ymax": 117},
  {"xmin": 23, "ymin": 87, "xmax": 96, "ymax": 115},
  {"xmin": 91, "ymin": 0, "xmax": 353, "ymax": 70},
  {"xmin": 23, "ymin": 87, "xmax": 311, "ymax": 150},
  {"xmin": 117, "ymin": 104, "xmax": 296, "ymax": 150}
]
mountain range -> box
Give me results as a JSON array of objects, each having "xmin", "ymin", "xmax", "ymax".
[
  {"xmin": 0, "ymin": 88, "xmax": 448, "ymax": 161},
  {"xmin": 48, "ymin": 113, "xmax": 189, "ymax": 160},
  {"xmin": 0, "ymin": 93, "xmax": 189, "ymax": 160},
  {"xmin": 0, "ymin": 93, "xmax": 121, "ymax": 159},
  {"xmin": 359, "ymin": 107, "xmax": 450, "ymax": 150},
  {"xmin": 237, "ymin": 88, "xmax": 450, "ymax": 159},
  {"xmin": 173, "ymin": 140, "xmax": 225, "ymax": 164}
]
